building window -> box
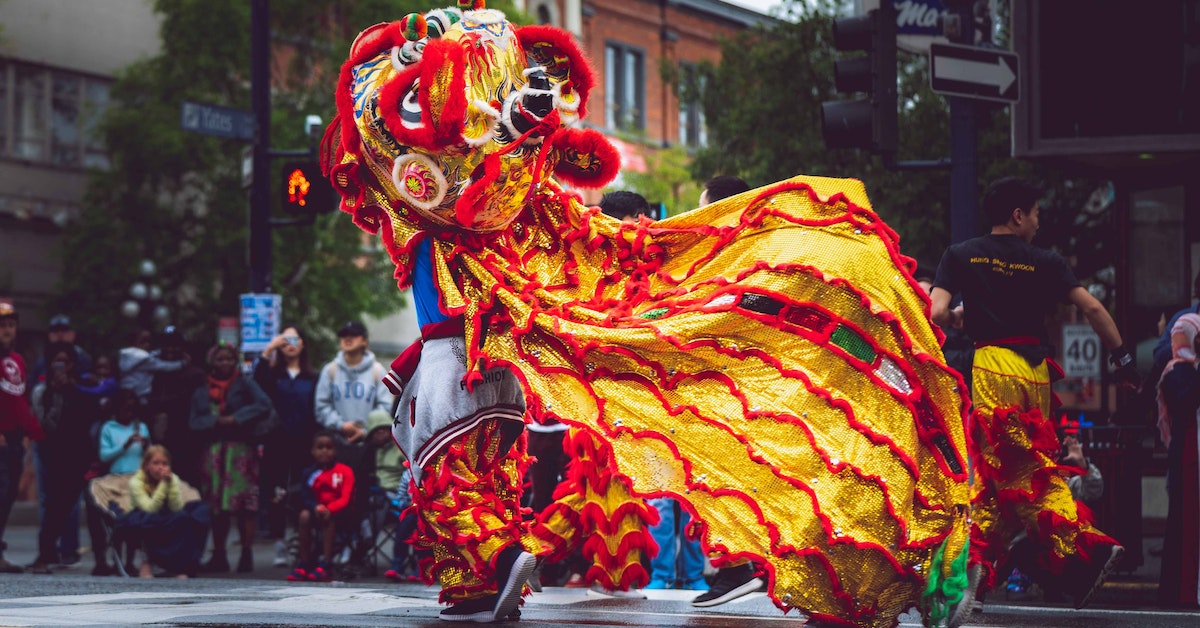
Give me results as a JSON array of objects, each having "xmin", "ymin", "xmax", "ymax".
[
  {"xmin": 605, "ymin": 43, "xmax": 644, "ymax": 133},
  {"xmin": 0, "ymin": 59, "xmax": 111, "ymax": 168},
  {"xmin": 535, "ymin": 1, "xmax": 554, "ymax": 25},
  {"xmin": 677, "ymin": 64, "xmax": 707, "ymax": 148},
  {"xmin": 14, "ymin": 64, "xmax": 47, "ymax": 161}
]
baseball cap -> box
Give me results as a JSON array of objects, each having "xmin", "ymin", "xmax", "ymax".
[
  {"xmin": 48, "ymin": 314, "xmax": 72, "ymax": 330},
  {"xmin": 160, "ymin": 325, "xmax": 185, "ymax": 346},
  {"xmin": 0, "ymin": 302, "xmax": 16, "ymax": 321},
  {"xmin": 337, "ymin": 321, "xmax": 368, "ymax": 338}
]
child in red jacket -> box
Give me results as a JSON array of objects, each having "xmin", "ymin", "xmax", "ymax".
[{"xmin": 287, "ymin": 430, "xmax": 354, "ymax": 582}]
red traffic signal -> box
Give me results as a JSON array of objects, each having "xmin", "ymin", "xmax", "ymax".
[{"xmin": 281, "ymin": 161, "xmax": 334, "ymax": 213}]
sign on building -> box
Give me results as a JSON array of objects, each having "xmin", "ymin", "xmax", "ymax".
[
  {"xmin": 1061, "ymin": 323, "xmax": 1102, "ymax": 379},
  {"xmin": 239, "ymin": 293, "xmax": 281, "ymax": 352}
]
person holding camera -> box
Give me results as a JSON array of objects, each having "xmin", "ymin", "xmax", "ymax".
[
  {"xmin": 1060, "ymin": 432, "xmax": 1103, "ymax": 504},
  {"xmin": 254, "ymin": 326, "xmax": 319, "ymax": 567}
]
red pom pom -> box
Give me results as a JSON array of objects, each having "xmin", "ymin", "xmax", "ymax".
[{"xmin": 549, "ymin": 128, "xmax": 620, "ymax": 189}]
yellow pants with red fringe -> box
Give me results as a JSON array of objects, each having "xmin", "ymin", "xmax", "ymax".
[
  {"xmin": 968, "ymin": 345, "xmax": 1115, "ymax": 587},
  {"xmin": 411, "ymin": 418, "xmax": 539, "ymax": 604},
  {"xmin": 529, "ymin": 428, "xmax": 659, "ymax": 591}
]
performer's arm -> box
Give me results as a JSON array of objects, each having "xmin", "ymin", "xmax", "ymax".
[
  {"xmin": 1067, "ymin": 286, "xmax": 1123, "ymax": 351},
  {"xmin": 930, "ymin": 287, "xmax": 961, "ymax": 329}
]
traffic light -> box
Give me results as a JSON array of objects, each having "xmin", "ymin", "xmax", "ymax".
[
  {"xmin": 821, "ymin": 6, "xmax": 897, "ymax": 154},
  {"xmin": 281, "ymin": 161, "xmax": 334, "ymax": 214}
]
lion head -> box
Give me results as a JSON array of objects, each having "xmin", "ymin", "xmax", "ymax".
[{"xmin": 324, "ymin": 2, "xmax": 618, "ymax": 233}]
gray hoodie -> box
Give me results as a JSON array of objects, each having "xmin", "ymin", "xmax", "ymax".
[{"xmin": 315, "ymin": 350, "xmax": 393, "ymax": 430}]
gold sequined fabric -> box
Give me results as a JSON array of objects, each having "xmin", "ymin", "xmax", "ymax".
[
  {"xmin": 968, "ymin": 347, "xmax": 1115, "ymax": 584},
  {"xmin": 387, "ymin": 176, "xmax": 972, "ymax": 626},
  {"xmin": 412, "ymin": 418, "xmax": 532, "ymax": 603},
  {"xmin": 529, "ymin": 428, "xmax": 658, "ymax": 590},
  {"xmin": 330, "ymin": 8, "xmax": 972, "ymax": 624}
]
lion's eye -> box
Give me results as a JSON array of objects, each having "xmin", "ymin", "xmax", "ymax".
[{"xmin": 400, "ymin": 87, "xmax": 422, "ymax": 128}]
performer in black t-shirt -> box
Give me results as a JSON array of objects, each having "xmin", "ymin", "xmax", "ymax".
[{"xmin": 930, "ymin": 178, "xmax": 1137, "ymax": 623}]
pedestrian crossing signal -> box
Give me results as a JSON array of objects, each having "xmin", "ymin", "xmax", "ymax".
[{"xmin": 281, "ymin": 161, "xmax": 333, "ymax": 214}]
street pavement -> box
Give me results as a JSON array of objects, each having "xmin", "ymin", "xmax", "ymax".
[
  {"xmin": 2, "ymin": 574, "xmax": 1199, "ymax": 628},
  {"xmin": 1, "ymin": 517, "xmax": 1197, "ymax": 627}
]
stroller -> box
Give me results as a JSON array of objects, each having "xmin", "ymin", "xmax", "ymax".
[{"xmin": 88, "ymin": 473, "xmax": 205, "ymax": 577}]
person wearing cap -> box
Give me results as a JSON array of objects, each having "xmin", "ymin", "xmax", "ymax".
[
  {"xmin": 314, "ymin": 321, "xmax": 392, "ymax": 445},
  {"xmin": 0, "ymin": 303, "xmax": 45, "ymax": 573},
  {"xmin": 30, "ymin": 314, "xmax": 92, "ymax": 384}
]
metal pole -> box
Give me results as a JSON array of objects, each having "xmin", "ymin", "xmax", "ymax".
[
  {"xmin": 250, "ymin": 0, "xmax": 272, "ymax": 293},
  {"xmin": 948, "ymin": 4, "xmax": 977, "ymax": 244},
  {"xmin": 949, "ymin": 96, "xmax": 977, "ymax": 243}
]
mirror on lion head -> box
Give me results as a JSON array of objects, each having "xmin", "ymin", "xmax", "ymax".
[{"xmin": 322, "ymin": 1, "xmax": 620, "ymax": 234}]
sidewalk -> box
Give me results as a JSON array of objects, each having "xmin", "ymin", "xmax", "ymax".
[
  {"xmin": 2, "ymin": 501, "xmax": 395, "ymax": 581},
  {"xmin": 1, "ymin": 501, "xmax": 1169, "ymax": 607}
]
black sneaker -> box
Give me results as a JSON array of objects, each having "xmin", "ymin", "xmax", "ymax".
[
  {"xmin": 493, "ymin": 545, "xmax": 536, "ymax": 622},
  {"xmin": 438, "ymin": 595, "xmax": 498, "ymax": 623},
  {"xmin": 201, "ymin": 554, "xmax": 230, "ymax": 573},
  {"xmin": 91, "ymin": 562, "xmax": 117, "ymax": 577},
  {"xmin": 691, "ymin": 564, "xmax": 763, "ymax": 607},
  {"xmin": 1071, "ymin": 543, "xmax": 1124, "ymax": 609},
  {"xmin": 237, "ymin": 549, "xmax": 254, "ymax": 573}
]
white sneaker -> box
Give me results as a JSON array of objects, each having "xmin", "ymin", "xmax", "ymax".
[
  {"xmin": 587, "ymin": 582, "xmax": 647, "ymax": 599},
  {"xmin": 272, "ymin": 540, "xmax": 288, "ymax": 567}
]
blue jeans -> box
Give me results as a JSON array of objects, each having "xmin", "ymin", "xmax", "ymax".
[
  {"xmin": 35, "ymin": 444, "xmax": 80, "ymax": 560},
  {"xmin": 648, "ymin": 498, "xmax": 704, "ymax": 586}
]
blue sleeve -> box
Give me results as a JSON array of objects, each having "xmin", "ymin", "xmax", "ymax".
[
  {"xmin": 412, "ymin": 239, "xmax": 450, "ymax": 328},
  {"xmin": 300, "ymin": 466, "xmax": 318, "ymax": 511},
  {"xmin": 98, "ymin": 422, "xmax": 123, "ymax": 463},
  {"xmin": 1154, "ymin": 308, "xmax": 1189, "ymax": 370}
]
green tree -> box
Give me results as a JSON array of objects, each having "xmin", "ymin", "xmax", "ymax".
[
  {"xmin": 684, "ymin": 0, "xmax": 1101, "ymax": 269},
  {"xmin": 617, "ymin": 146, "xmax": 703, "ymax": 217},
  {"xmin": 53, "ymin": 0, "xmax": 521, "ymax": 358}
]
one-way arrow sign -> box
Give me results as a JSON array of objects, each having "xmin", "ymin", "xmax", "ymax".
[{"xmin": 930, "ymin": 43, "xmax": 1020, "ymax": 103}]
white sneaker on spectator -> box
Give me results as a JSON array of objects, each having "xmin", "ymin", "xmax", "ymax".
[{"xmin": 273, "ymin": 540, "xmax": 289, "ymax": 567}]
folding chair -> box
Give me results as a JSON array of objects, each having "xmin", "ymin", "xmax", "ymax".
[{"xmin": 87, "ymin": 474, "xmax": 202, "ymax": 577}]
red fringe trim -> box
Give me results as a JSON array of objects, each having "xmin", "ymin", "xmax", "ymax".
[{"xmin": 412, "ymin": 430, "xmax": 527, "ymax": 604}]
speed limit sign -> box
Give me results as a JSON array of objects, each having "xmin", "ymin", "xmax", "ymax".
[{"xmin": 1061, "ymin": 323, "xmax": 1102, "ymax": 379}]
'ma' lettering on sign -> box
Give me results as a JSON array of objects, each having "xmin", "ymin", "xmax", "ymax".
[{"xmin": 895, "ymin": 0, "xmax": 944, "ymax": 34}]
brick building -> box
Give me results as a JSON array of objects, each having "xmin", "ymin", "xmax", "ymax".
[
  {"xmin": 0, "ymin": 0, "xmax": 161, "ymax": 332},
  {"xmin": 516, "ymin": 0, "xmax": 775, "ymax": 158}
]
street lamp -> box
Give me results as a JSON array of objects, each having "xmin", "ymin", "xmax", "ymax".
[{"xmin": 121, "ymin": 258, "xmax": 170, "ymax": 329}]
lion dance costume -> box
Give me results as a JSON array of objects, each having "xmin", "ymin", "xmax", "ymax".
[{"xmin": 324, "ymin": 3, "xmax": 973, "ymax": 626}]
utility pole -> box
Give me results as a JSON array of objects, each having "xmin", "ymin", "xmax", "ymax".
[
  {"xmin": 947, "ymin": 1, "xmax": 978, "ymax": 244},
  {"xmin": 250, "ymin": 0, "xmax": 272, "ymax": 293}
]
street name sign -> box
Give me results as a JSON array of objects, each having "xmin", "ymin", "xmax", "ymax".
[
  {"xmin": 181, "ymin": 100, "xmax": 256, "ymax": 141},
  {"xmin": 930, "ymin": 43, "xmax": 1020, "ymax": 103}
]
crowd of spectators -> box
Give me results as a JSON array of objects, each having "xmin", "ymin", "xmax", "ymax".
[{"xmin": 0, "ymin": 307, "xmax": 414, "ymax": 581}]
